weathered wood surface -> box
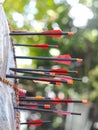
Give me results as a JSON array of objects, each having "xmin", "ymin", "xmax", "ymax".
[{"xmin": 0, "ymin": 2, "xmax": 16, "ymax": 130}]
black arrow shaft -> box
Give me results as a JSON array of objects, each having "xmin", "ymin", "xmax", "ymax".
[
  {"xmin": 14, "ymin": 106, "xmax": 81, "ymax": 115},
  {"xmin": 6, "ymin": 74, "xmax": 67, "ymax": 83},
  {"xmin": 19, "ymin": 98, "xmax": 83, "ymax": 103},
  {"xmin": 10, "ymin": 68, "xmax": 77, "ymax": 74},
  {"xmin": 14, "ymin": 44, "xmax": 57, "ymax": 48},
  {"xmin": 15, "ymin": 56, "xmax": 76, "ymax": 61},
  {"xmin": 10, "ymin": 32, "xmax": 68, "ymax": 36}
]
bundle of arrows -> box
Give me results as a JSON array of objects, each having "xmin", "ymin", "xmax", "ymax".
[
  {"xmin": 6, "ymin": 29, "xmax": 88, "ymax": 129},
  {"xmin": 0, "ymin": 1, "xmax": 88, "ymax": 130}
]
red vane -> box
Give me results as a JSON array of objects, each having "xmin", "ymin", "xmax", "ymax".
[
  {"xmin": 20, "ymin": 119, "xmax": 51, "ymax": 126},
  {"xmin": 54, "ymin": 110, "xmax": 71, "ymax": 116},
  {"xmin": 51, "ymin": 98, "xmax": 75, "ymax": 103},
  {"xmin": 53, "ymin": 54, "xmax": 71, "ymax": 65},
  {"xmin": 42, "ymin": 30, "xmax": 62, "ymax": 38},
  {"xmin": 18, "ymin": 88, "xmax": 26, "ymax": 97},
  {"xmin": 25, "ymin": 105, "xmax": 38, "ymax": 109},
  {"xmin": 40, "ymin": 78, "xmax": 61, "ymax": 82},
  {"xmin": 51, "ymin": 68, "xmax": 68, "ymax": 74},
  {"xmin": 33, "ymin": 44, "xmax": 48, "ymax": 49},
  {"xmin": 33, "ymin": 44, "xmax": 58, "ymax": 49},
  {"xmin": 27, "ymin": 119, "xmax": 42, "ymax": 126},
  {"xmin": 56, "ymin": 75, "xmax": 72, "ymax": 80},
  {"xmin": 55, "ymin": 76, "xmax": 73, "ymax": 85}
]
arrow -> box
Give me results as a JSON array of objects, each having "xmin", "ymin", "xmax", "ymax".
[
  {"xmin": 14, "ymin": 44, "xmax": 58, "ymax": 49},
  {"xmin": 19, "ymin": 103, "xmax": 51, "ymax": 109},
  {"xmin": 12, "ymin": 69, "xmax": 57, "ymax": 76},
  {"xmin": 11, "ymin": 69, "xmax": 81, "ymax": 81},
  {"xmin": 6, "ymin": 74, "xmax": 73, "ymax": 85},
  {"xmin": 19, "ymin": 97, "xmax": 88, "ymax": 104},
  {"xmin": 10, "ymin": 30, "xmax": 74, "ymax": 38},
  {"xmin": 15, "ymin": 54, "xmax": 83, "ymax": 65},
  {"xmin": 14, "ymin": 106, "xmax": 81, "ymax": 116},
  {"xmin": 10, "ymin": 67, "xmax": 78, "ymax": 75},
  {"xmin": 20, "ymin": 119, "xmax": 51, "ymax": 126}
]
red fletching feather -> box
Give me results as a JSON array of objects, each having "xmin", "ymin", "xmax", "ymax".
[
  {"xmin": 53, "ymin": 54, "xmax": 71, "ymax": 65},
  {"xmin": 32, "ymin": 44, "xmax": 49, "ymax": 49},
  {"xmin": 42, "ymin": 30, "xmax": 62, "ymax": 38},
  {"xmin": 33, "ymin": 44, "xmax": 58, "ymax": 49},
  {"xmin": 51, "ymin": 68, "xmax": 68, "ymax": 74},
  {"xmin": 18, "ymin": 88, "xmax": 26, "ymax": 97},
  {"xmin": 54, "ymin": 110, "xmax": 71, "ymax": 116},
  {"xmin": 50, "ymin": 98, "xmax": 73, "ymax": 104},
  {"xmin": 27, "ymin": 119, "xmax": 42, "ymax": 126},
  {"xmin": 25, "ymin": 105, "xmax": 38, "ymax": 109},
  {"xmin": 56, "ymin": 75, "xmax": 72, "ymax": 80},
  {"xmin": 55, "ymin": 75, "xmax": 73, "ymax": 85}
]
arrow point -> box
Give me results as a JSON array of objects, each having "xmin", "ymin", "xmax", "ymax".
[
  {"xmin": 77, "ymin": 58, "xmax": 83, "ymax": 62},
  {"xmin": 68, "ymin": 32, "xmax": 74, "ymax": 36},
  {"xmin": 82, "ymin": 100, "xmax": 88, "ymax": 104},
  {"xmin": 67, "ymin": 80, "xmax": 73, "ymax": 85}
]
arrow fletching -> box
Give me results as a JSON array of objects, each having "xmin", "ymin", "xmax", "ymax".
[
  {"xmin": 42, "ymin": 30, "xmax": 74, "ymax": 38},
  {"xmin": 53, "ymin": 54, "xmax": 83, "ymax": 65},
  {"xmin": 50, "ymin": 68, "xmax": 78, "ymax": 74},
  {"xmin": 55, "ymin": 75, "xmax": 82, "ymax": 81},
  {"xmin": 18, "ymin": 88, "xmax": 26, "ymax": 97},
  {"xmin": 20, "ymin": 119, "xmax": 51, "ymax": 126}
]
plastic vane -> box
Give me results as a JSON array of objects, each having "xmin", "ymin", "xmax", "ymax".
[
  {"xmin": 19, "ymin": 103, "xmax": 51, "ymax": 109},
  {"xmin": 20, "ymin": 119, "xmax": 51, "ymax": 126}
]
